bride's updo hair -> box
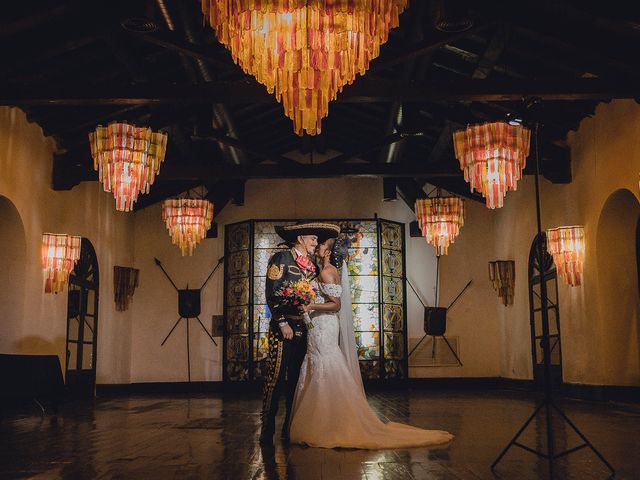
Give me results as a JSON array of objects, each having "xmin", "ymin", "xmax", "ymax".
[{"xmin": 330, "ymin": 237, "xmax": 350, "ymax": 269}]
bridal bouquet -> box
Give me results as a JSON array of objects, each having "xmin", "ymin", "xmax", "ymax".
[{"xmin": 273, "ymin": 280, "xmax": 317, "ymax": 329}]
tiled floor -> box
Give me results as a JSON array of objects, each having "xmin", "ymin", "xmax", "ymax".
[{"xmin": 1, "ymin": 389, "xmax": 637, "ymax": 479}]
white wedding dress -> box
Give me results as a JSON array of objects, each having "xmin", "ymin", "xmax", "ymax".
[{"xmin": 289, "ymin": 265, "xmax": 453, "ymax": 449}]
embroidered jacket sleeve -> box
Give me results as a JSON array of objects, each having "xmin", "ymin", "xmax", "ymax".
[{"xmin": 265, "ymin": 251, "xmax": 299, "ymax": 324}]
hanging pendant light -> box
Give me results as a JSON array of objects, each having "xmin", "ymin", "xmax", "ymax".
[
  {"xmin": 453, "ymin": 121, "xmax": 531, "ymax": 209},
  {"xmin": 89, "ymin": 122, "xmax": 168, "ymax": 212},
  {"xmin": 546, "ymin": 226, "xmax": 585, "ymax": 286},
  {"xmin": 162, "ymin": 199, "xmax": 214, "ymax": 256},
  {"xmin": 201, "ymin": 0, "xmax": 408, "ymax": 136},
  {"xmin": 42, "ymin": 233, "xmax": 81, "ymax": 294},
  {"xmin": 415, "ymin": 196, "xmax": 465, "ymax": 256}
]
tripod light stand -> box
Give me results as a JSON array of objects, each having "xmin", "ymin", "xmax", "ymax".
[
  {"xmin": 154, "ymin": 256, "xmax": 223, "ymax": 382},
  {"xmin": 491, "ymin": 121, "xmax": 614, "ymax": 479}
]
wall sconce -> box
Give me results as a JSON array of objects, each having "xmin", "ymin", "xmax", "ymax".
[{"xmin": 42, "ymin": 233, "xmax": 81, "ymax": 294}]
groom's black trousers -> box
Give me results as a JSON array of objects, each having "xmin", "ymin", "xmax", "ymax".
[{"xmin": 261, "ymin": 317, "xmax": 307, "ymax": 438}]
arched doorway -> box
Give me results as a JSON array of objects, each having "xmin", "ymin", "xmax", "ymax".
[
  {"xmin": 596, "ymin": 189, "xmax": 640, "ymax": 385},
  {"xmin": 0, "ymin": 196, "xmax": 26, "ymax": 353},
  {"xmin": 65, "ymin": 238, "xmax": 99, "ymax": 397},
  {"xmin": 528, "ymin": 233, "xmax": 563, "ymax": 390}
]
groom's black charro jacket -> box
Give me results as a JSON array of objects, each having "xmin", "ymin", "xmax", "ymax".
[{"xmin": 265, "ymin": 248, "xmax": 318, "ymax": 329}]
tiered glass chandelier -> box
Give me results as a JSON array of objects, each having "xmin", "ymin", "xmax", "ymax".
[
  {"xmin": 546, "ymin": 226, "xmax": 585, "ymax": 287},
  {"xmin": 201, "ymin": 0, "xmax": 408, "ymax": 136},
  {"xmin": 453, "ymin": 121, "xmax": 531, "ymax": 209},
  {"xmin": 415, "ymin": 196, "xmax": 465, "ymax": 256},
  {"xmin": 89, "ymin": 122, "xmax": 168, "ymax": 212},
  {"xmin": 42, "ymin": 233, "xmax": 81, "ymax": 294},
  {"xmin": 162, "ymin": 199, "xmax": 214, "ymax": 256}
]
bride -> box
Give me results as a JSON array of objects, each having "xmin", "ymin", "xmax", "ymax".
[{"xmin": 288, "ymin": 235, "xmax": 454, "ymax": 449}]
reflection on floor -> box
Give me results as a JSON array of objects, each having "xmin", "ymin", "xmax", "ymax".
[{"xmin": 1, "ymin": 389, "xmax": 638, "ymax": 479}]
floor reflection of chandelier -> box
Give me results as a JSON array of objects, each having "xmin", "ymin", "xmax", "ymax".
[
  {"xmin": 162, "ymin": 199, "xmax": 214, "ymax": 256},
  {"xmin": 201, "ymin": 0, "xmax": 408, "ymax": 135},
  {"xmin": 42, "ymin": 233, "xmax": 81, "ymax": 294},
  {"xmin": 546, "ymin": 225, "xmax": 585, "ymax": 286},
  {"xmin": 89, "ymin": 122, "xmax": 167, "ymax": 212},
  {"xmin": 415, "ymin": 196, "xmax": 465, "ymax": 256},
  {"xmin": 453, "ymin": 121, "xmax": 530, "ymax": 209}
]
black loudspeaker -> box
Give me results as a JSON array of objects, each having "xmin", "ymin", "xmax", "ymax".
[
  {"xmin": 409, "ymin": 221, "xmax": 422, "ymax": 237},
  {"xmin": 178, "ymin": 289, "xmax": 201, "ymax": 318},
  {"xmin": 424, "ymin": 307, "xmax": 447, "ymax": 336}
]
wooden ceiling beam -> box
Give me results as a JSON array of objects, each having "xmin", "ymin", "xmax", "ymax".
[{"xmin": 5, "ymin": 77, "xmax": 640, "ymax": 105}]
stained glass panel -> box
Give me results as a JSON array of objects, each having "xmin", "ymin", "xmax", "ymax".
[
  {"xmin": 381, "ymin": 222, "xmax": 403, "ymax": 251},
  {"xmin": 384, "ymin": 332, "xmax": 405, "ymax": 359},
  {"xmin": 383, "ymin": 277, "xmax": 403, "ymax": 305},
  {"xmin": 385, "ymin": 360, "xmax": 404, "ymax": 379},
  {"xmin": 359, "ymin": 360, "xmax": 379, "ymax": 380},
  {"xmin": 253, "ymin": 305, "xmax": 272, "ymax": 333},
  {"xmin": 352, "ymin": 303, "xmax": 379, "ymax": 331},
  {"xmin": 254, "ymin": 360, "xmax": 269, "ymax": 379},
  {"xmin": 254, "ymin": 248, "xmax": 286, "ymax": 277},
  {"xmin": 226, "ymin": 362, "xmax": 248, "ymax": 381},
  {"xmin": 254, "ymin": 334, "xmax": 269, "ymax": 362},
  {"xmin": 227, "ymin": 335, "xmax": 249, "ymax": 361},
  {"xmin": 383, "ymin": 305, "xmax": 403, "ymax": 331},
  {"xmin": 253, "ymin": 276, "xmax": 267, "ymax": 305},
  {"xmin": 351, "ymin": 275, "xmax": 379, "ymax": 304},
  {"xmin": 356, "ymin": 331, "xmax": 380, "ymax": 360},
  {"xmin": 227, "ymin": 223, "xmax": 250, "ymax": 252},
  {"xmin": 227, "ymin": 250, "xmax": 250, "ymax": 278},
  {"xmin": 226, "ymin": 306, "xmax": 249, "ymax": 333},
  {"xmin": 382, "ymin": 249, "xmax": 403, "ymax": 278},
  {"xmin": 348, "ymin": 246, "xmax": 378, "ymax": 276},
  {"xmin": 227, "ymin": 277, "xmax": 249, "ymax": 306}
]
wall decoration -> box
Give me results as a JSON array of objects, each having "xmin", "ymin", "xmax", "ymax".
[
  {"xmin": 113, "ymin": 266, "xmax": 139, "ymax": 311},
  {"xmin": 488, "ymin": 260, "xmax": 515, "ymax": 306}
]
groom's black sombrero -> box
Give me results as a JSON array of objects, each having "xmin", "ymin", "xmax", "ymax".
[{"xmin": 275, "ymin": 222, "xmax": 341, "ymax": 244}]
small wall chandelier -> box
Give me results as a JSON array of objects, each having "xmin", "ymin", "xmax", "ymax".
[
  {"xmin": 162, "ymin": 199, "xmax": 214, "ymax": 256},
  {"xmin": 453, "ymin": 121, "xmax": 531, "ymax": 209},
  {"xmin": 89, "ymin": 122, "xmax": 168, "ymax": 212},
  {"xmin": 201, "ymin": 0, "xmax": 408, "ymax": 136},
  {"xmin": 488, "ymin": 260, "xmax": 515, "ymax": 306},
  {"xmin": 42, "ymin": 233, "xmax": 81, "ymax": 294},
  {"xmin": 415, "ymin": 196, "xmax": 465, "ymax": 256},
  {"xmin": 546, "ymin": 226, "xmax": 585, "ymax": 287}
]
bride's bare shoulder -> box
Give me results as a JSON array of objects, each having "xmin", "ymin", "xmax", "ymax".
[{"xmin": 319, "ymin": 265, "xmax": 339, "ymax": 284}]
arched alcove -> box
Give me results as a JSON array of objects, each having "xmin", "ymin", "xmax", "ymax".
[
  {"xmin": 596, "ymin": 189, "xmax": 640, "ymax": 385},
  {"xmin": 0, "ymin": 196, "xmax": 27, "ymax": 353}
]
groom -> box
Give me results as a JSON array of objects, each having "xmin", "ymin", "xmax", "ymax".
[{"xmin": 260, "ymin": 222, "xmax": 340, "ymax": 444}]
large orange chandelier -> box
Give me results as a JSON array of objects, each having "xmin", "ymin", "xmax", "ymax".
[
  {"xmin": 162, "ymin": 199, "xmax": 214, "ymax": 256},
  {"xmin": 42, "ymin": 233, "xmax": 81, "ymax": 294},
  {"xmin": 415, "ymin": 196, "xmax": 465, "ymax": 256},
  {"xmin": 89, "ymin": 122, "xmax": 168, "ymax": 212},
  {"xmin": 546, "ymin": 226, "xmax": 585, "ymax": 287},
  {"xmin": 201, "ymin": 0, "xmax": 408, "ymax": 135},
  {"xmin": 453, "ymin": 121, "xmax": 531, "ymax": 209}
]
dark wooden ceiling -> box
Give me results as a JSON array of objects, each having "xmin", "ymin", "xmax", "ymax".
[{"xmin": 3, "ymin": 0, "xmax": 640, "ymax": 213}]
